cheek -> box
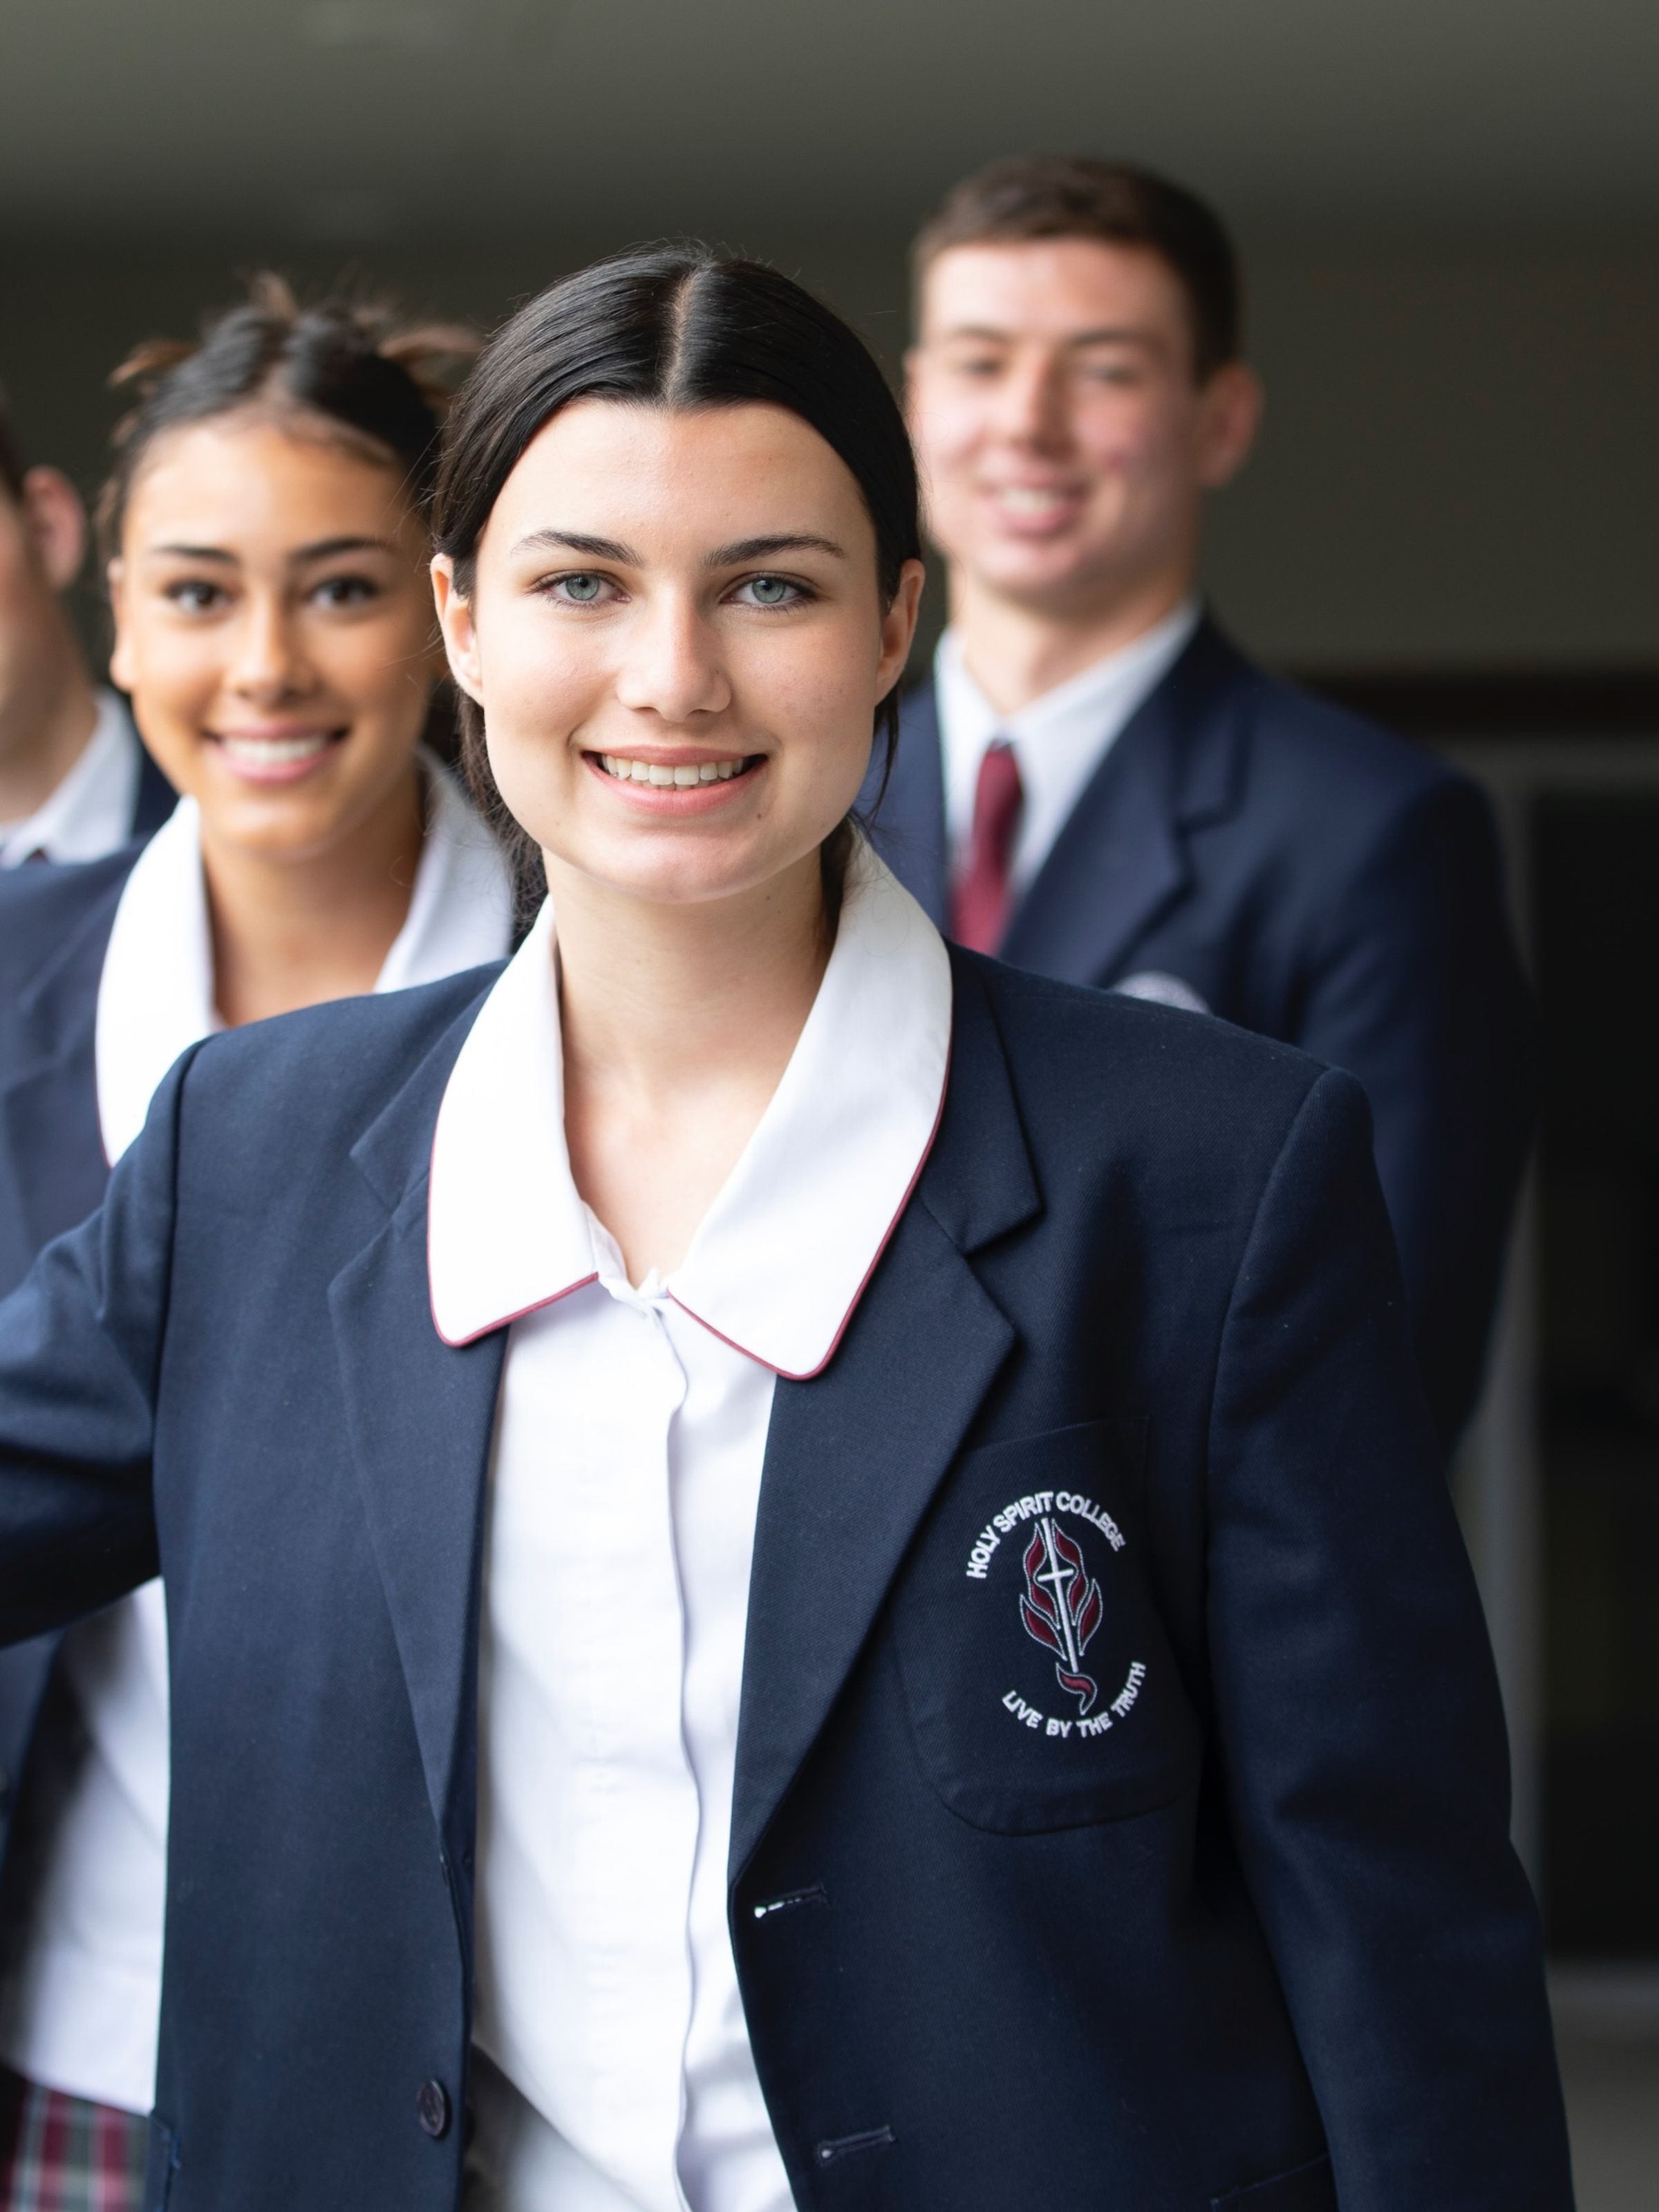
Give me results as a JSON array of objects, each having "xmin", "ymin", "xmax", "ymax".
[
  {"xmin": 916, "ymin": 395, "xmax": 986, "ymax": 477},
  {"xmin": 313, "ymin": 615, "xmax": 435, "ymax": 725},
  {"xmin": 482, "ymin": 606, "xmax": 608, "ymax": 744},
  {"xmin": 122, "ymin": 626, "xmax": 222, "ymax": 720},
  {"xmin": 751, "ymin": 632, "xmax": 879, "ymax": 791}
]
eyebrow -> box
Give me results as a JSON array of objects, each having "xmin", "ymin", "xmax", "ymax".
[
  {"xmin": 510, "ymin": 528, "xmax": 641, "ymax": 563},
  {"xmin": 510, "ymin": 527, "xmax": 848, "ymax": 568},
  {"xmin": 704, "ymin": 533, "xmax": 846, "ymax": 568},
  {"xmin": 936, "ymin": 324, "xmax": 1158, "ymax": 349},
  {"xmin": 146, "ymin": 534, "xmax": 398, "ymax": 565}
]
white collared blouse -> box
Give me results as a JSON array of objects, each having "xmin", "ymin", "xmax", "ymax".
[
  {"xmin": 0, "ymin": 754, "xmax": 514, "ymax": 2115},
  {"xmin": 427, "ymin": 850, "xmax": 951, "ymax": 2212}
]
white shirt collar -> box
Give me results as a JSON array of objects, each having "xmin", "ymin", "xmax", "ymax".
[
  {"xmin": 429, "ymin": 845, "xmax": 953, "ymax": 1378},
  {"xmin": 95, "ymin": 751, "xmax": 514, "ymax": 1166},
  {"xmin": 0, "ymin": 691, "xmax": 145, "ymax": 868},
  {"xmin": 936, "ymin": 598, "xmax": 1200, "ymax": 890}
]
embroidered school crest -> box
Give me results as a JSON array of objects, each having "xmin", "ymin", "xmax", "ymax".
[
  {"xmin": 1020, "ymin": 1517, "xmax": 1103, "ymax": 1714},
  {"xmin": 961, "ymin": 1484, "xmax": 1150, "ymax": 1742}
]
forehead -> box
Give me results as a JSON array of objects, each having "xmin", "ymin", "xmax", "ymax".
[
  {"xmin": 487, "ymin": 400, "xmax": 872, "ymax": 549},
  {"xmin": 124, "ymin": 413, "xmax": 414, "ymax": 543},
  {"xmin": 917, "ymin": 238, "xmax": 1188, "ymax": 344}
]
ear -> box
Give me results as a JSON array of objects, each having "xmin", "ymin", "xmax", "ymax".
[
  {"xmin": 21, "ymin": 467, "xmax": 88, "ymax": 592},
  {"xmin": 429, "ymin": 554, "xmax": 483, "ymax": 706},
  {"xmin": 875, "ymin": 557, "xmax": 927, "ymax": 702},
  {"xmin": 106, "ymin": 557, "xmax": 136, "ymax": 693},
  {"xmin": 1195, "ymin": 363, "xmax": 1263, "ymax": 491}
]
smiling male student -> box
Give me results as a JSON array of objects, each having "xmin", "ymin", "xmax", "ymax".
[{"xmin": 879, "ymin": 156, "xmax": 1535, "ymax": 1452}]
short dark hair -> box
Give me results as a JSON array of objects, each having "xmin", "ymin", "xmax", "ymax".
[
  {"xmin": 433, "ymin": 243, "xmax": 922, "ymax": 923},
  {"xmin": 912, "ymin": 156, "xmax": 1242, "ymax": 379},
  {"xmin": 96, "ymin": 274, "xmax": 479, "ymax": 561},
  {"xmin": 0, "ymin": 385, "xmax": 25, "ymax": 503}
]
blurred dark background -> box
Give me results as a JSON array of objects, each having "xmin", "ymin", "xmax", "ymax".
[{"xmin": 3, "ymin": 3, "xmax": 1657, "ymax": 2199}]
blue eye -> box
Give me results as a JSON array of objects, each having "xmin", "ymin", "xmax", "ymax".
[
  {"xmin": 559, "ymin": 574, "xmax": 604, "ymax": 603},
  {"xmin": 738, "ymin": 575, "xmax": 804, "ymax": 608}
]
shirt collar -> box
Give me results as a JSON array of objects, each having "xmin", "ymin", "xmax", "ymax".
[
  {"xmin": 95, "ymin": 753, "xmax": 514, "ymax": 1166},
  {"xmin": 937, "ymin": 599, "xmax": 1200, "ymax": 887},
  {"xmin": 0, "ymin": 691, "xmax": 143, "ymax": 868},
  {"xmin": 427, "ymin": 845, "xmax": 953, "ymax": 1379}
]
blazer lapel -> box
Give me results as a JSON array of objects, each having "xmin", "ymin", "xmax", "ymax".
[
  {"xmin": 330, "ymin": 1000, "xmax": 504, "ymax": 1855},
  {"xmin": 865, "ymin": 678, "xmax": 950, "ymax": 929},
  {"xmin": 1000, "ymin": 617, "xmax": 1253, "ymax": 987},
  {"xmin": 731, "ymin": 955, "xmax": 1039, "ymax": 1875}
]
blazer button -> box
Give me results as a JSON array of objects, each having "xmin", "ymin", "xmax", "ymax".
[{"xmin": 416, "ymin": 2079, "xmax": 451, "ymax": 2139}]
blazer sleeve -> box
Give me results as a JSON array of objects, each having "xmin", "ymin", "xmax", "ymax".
[
  {"xmin": 1291, "ymin": 774, "xmax": 1538, "ymax": 1452},
  {"xmin": 0, "ymin": 1052, "xmax": 195, "ymax": 1639},
  {"xmin": 1205, "ymin": 1066, "xmax": 1571, "ymax": 2212}
]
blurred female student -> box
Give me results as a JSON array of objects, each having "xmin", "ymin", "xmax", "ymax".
[
  {"xmin": 0, "ymin": 279, "xmax": 512, "ymax": 2206},
  {"xmin": 0, "ymin": 250, "xmax": 1568, "ymax": 2211}
]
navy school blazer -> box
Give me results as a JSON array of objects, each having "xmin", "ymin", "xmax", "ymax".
[
  {"xmin": 869, "ymin": 618, "xmax": 1539, "ymax": 1452},
  {"xmin": 0, "ymin": 847, "xmax": 157, "ymax": 1843},
  {"xmin": 0, "ymin": 942, "xmax": 1571, "ymax": 2211}
]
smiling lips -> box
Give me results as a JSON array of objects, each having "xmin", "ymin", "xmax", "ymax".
[
  {"xmin": 983, "ymin": 482, "xmax": 1086, "ymax": 533},
  {"xmin": 598, "ymin": 753, "xmax": 752, "ymax": 787},
  {"xmin": 213, "ymin": 727, "xmax": 344, "ymax": 784}
]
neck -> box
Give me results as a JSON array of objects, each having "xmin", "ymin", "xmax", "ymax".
[
  {"xmin": 203, "ymin": 765, "xmax": 427, "ymax": 1029},
  {"xmin": 948, "ymin": 561, "xmax": 1195, "ymax": 717},
  {"xmin": 0, "ymin": 612, "xmax": 101, "ymax": 825},
  {"xmin": 551, "ymin": 850, "xmax": 832, "ymax": 1282}
]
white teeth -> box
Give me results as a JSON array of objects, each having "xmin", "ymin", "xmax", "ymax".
[
  {"xmin": 221, "ymin": 731, "xmax": 332, "ymax": 764},
  {"xmin": 995, "ymin": 487, "xmax": 1074, "ymax": 512},
  {"xmin": 599, "ymin": 754, "xmax": 747, "ymax": 786}
]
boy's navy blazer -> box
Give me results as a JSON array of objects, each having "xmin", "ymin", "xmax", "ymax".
[
  {"xmin": 0, "ymin": 846, "xmax": 156, "ymax": 1826},
  {"xmin": 870, "ymin": 617, "xmax": 1539, "ymax": 1450},
  {"xmin": 0, "ymin": 930, "xmax": 1571, "ymax": 2210}
]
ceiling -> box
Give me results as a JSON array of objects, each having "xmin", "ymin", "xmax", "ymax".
[{"xmin": 2, "ymin": 0, "xmax": 1657, "ymax": 247}]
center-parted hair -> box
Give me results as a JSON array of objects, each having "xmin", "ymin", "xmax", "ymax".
[
  {"xmin": 96, "ymin": 275, "xmax": 480, "ymax": 562},
  {"xmin": 432, "ymin": 244, "xmax": 922, "ymax": 916}
]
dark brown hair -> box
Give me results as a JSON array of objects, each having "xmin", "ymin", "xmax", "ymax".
[
  {"xmin": 912, "ymin": 156, "xmax": 1243, "ymax": 380},
  {"xmin": 433, "ymin": 243, "xmax": 922, "ymax": 924},
  {"xmin": 96, "ymin": 274, "xmax": 479, "ymax": 563},
  {"xmin": 0, "ymin": 385, "xmax": 25, "ymax": 503}
]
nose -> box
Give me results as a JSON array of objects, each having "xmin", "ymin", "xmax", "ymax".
[
  {"xmin": 612, "ymin": 591, "xmax": 731, "ymax": 725},
  {"xmin": 993, "ymin": 355, "xmax": 1072, "ymax": 456},
  {"xmin": 227, "ymin": 589, "xmax": 315, "ymax": 704}
]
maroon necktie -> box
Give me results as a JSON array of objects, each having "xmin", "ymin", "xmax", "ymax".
[{"xmin": 950, "ymin": 739, "xmax": 1024, "ymax": 954}]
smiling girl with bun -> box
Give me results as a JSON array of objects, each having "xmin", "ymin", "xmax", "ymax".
[
  {"xmin": 0, "ymin": 279, "xmax": 511, "ymax": 2204},
  {"xmin": 0, "ymin": 249, "xmax": 1566, "ymax": 2212}
]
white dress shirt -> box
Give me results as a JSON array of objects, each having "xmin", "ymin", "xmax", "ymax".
[
  {"xmin": 0, "ymin": 691, "xmax": 145, "ymax": 868},
  {"xmin": 936, "ymin": 598, "xmax": 1200, "ymax": 892},
  {"xmin": 0, "ymin": 754, "xmax": 514, "ymax": 2115},
  {"xmin": 427, "ymin": 848, "xmax": 951, "ymax": 2212}
]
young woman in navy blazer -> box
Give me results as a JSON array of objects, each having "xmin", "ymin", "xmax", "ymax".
[
  {"xmin": 0, "ymin": 250, "xmax": 1569, "ymax": 2212},
  {"xmin": 0, "ymin": 283, "xmax": 512, "ymax": 2203}
]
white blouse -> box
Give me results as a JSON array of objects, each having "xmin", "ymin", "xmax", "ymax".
[
  {"xmin": 427, "ymin": 850, "xmax": 952, "ymax": 2212},
  {"xmin": 0, "ymin": 755, "xmax": 514, "ymax": 2115}
]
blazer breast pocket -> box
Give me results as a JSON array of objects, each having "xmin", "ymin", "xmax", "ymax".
[{"xmin": 892, "ymin": 1418, "xmax": 1202, "ymax": 1833}]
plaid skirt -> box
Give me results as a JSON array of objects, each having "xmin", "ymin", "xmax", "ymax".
[{"xmin": 0, "ymin": 2070, "xmax": 147, "ymax": 2212}]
